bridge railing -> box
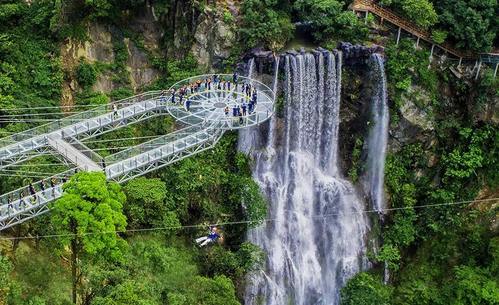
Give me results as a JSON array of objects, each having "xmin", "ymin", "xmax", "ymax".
[
  {"xmin": 66, "ymin": 136, "xmax": 104, "ymax": 166},
  {"xmin": 105, "ymin": 122, "xmax": 224, "ymax": 181},
  {"xmin": 104, "ymin": 124, "xmax": 206, "ymax": 164},
  {"xmin": 0, "ymin": 91, "xmax": 163, "ymax": 148},
  {"xmin": 0, "ymin": 168, "xmax": 75, "ymax": 218},
  {"xmin": 167, "ymin": 74, "xmax": 275, "ymax": 129}
]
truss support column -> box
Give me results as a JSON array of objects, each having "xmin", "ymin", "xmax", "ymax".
[
  {"xmin": 429, "ymin": 44, "xmax": 435, "ymax": 59},
  {"xmin": 494, "ymin": 63, "xmax": 498, "ymax": 79},
  {"xmin": 475, "ymin": 60, "xmax": 482, "ymax": 80},
  {"xmin": 396, "ymin": 27, "xmax": 401, "ymax": 45},
  {"xmin": 364, "ymin": 11, "xmax": 369, "ymax": 24},
  {"xmin": 458, "ymin": 57, "xmax": 462, "ymax": 68},
  {"xmin": 416, "ymin": 37, "xmax": 420, "ymax": 48},
  {"xmin": 380, "ymin": 17, "xmax": 384, "ymax": 25}
]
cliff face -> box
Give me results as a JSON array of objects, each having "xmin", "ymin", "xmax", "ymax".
[{"xmin": 60, "ymin": 0, "xmax": 237, "ymax": 106}]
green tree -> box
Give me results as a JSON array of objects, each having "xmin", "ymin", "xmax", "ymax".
[
  {"xmin": 294, "ymin": 0, "xmax": 368, "ymax": 44},
  {"xmin": 449, "ymin": 265, "xmax": 499, "ymax": 304},
  {"xmin": 123, "ymin": 177, "xmax": 180, "ymax": 233},
  {"xmin": 0, "ymin": 255, "xmax": 13, "ymax": 302},
  {"xmin": 76, "ymin": 59, "xmax": 98, "ymax": 89},
  {"xmin": 240, "ymin": 0, "xmax": 294, "ymax": 50},
  {"xmin": 168, "ymin": 275, "xmax": 240, "ymax": 305},
  {"xmin": 431, "ymin": 29, "xmax": 448, "ymax": 44},
  {"xmin": 341, "ymin": 272, "xmax": 392, "ymax": 305},
  {"xmin": 400, "ymin": 0, "xmax": 437, "ymax": 29},
  {"xmin": 50, "ymin": 172, "xmax": 127, "ymax": 304},
  {"xmin": 433, "ymin": 0, "xmax": 497, "ymax": 52}
]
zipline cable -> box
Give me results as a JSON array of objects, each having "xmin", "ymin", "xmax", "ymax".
[{"xmin": 0, "ymin": 198, "xmax": 497, "ymax": 241}]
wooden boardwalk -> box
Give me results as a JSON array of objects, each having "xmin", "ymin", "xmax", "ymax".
[
  {"xmin": 350, "ymin": 0, "xmax": 499, "ymax": 77},
  {"xmin": 351, "ymin": 0, "xmax": 487, "ymax": 60}
]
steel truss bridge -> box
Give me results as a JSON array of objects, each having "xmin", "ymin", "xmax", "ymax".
[{"xmin": 0, "ymin": 74, "xmax": 275, "ymax": 231}]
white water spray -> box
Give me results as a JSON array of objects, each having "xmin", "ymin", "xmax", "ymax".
[
  {"xmin": 243, "ymin": 51, "xmax": 369, "ymax": 305},
  {"xmin": 363, "ymin": 53, "xmax": 389, "ymax": 214}
]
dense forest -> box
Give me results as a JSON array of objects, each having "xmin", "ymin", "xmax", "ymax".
[{"xmin": 0, "ymin": 0, "xmax": 497, "ymax": 304}]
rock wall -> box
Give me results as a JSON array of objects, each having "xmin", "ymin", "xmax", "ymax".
[
  {"xmin": 60, "ymin": 0, "xmax": 238, "ymax": 106},
  {"xmin": 60, "ymin": 3, "xmax": 164, "ymax": 106},
  {"xmin": 191, "ymin": 7, "xmax": 236, "ymax": 70}
]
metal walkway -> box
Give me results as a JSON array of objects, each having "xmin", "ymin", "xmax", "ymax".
[{"xmin": 0, "ymin": 74, "xmax": 275, "ymax": 230}]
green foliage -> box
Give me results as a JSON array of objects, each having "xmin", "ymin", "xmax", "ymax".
[
  {"xmin": 431, "ymin": 30, "xmax": 448, "ymax": 44},
  {"xmin": 76, "ymin": 59, "xmax": 98, "ymax": 89},
  {"xmin": 294, "ymin": 0, "xmax": 368, "ymax": 44},
  {"xmin": 51, "ymin": 172, "xmax": 127, "ymax": 259},
  {"xmin": 170, "ymin": 275, "xmax": 240, "ymax": 305},
  {"xmin": 0, "ymin": 2, "xmax": 24, "ymax": 22},
  {"xmin": 374, "ymin": 244, "xmax": 401, "ymax": 271},
  {"xmin": 384, "ymin": 38, "xmax": 438, "ymax": 124},
  {"xmin": 223, "ymin": 9, "xmax": 235, "ymax": 24},
  {"xmin": 89, "ymin": 236, "xmax": 241, "ymax": 305},
  {"xmin": 239, "ymin": 0, "xmax": 294, "ymax": 51},
  {"xmin": 8, "ymin": 245, "xmax": 71, "ymax": 304},
  {"xmin": 0, "ymin": 255, "xmax": 13, "ymax": 301},
  {"xmin": 202, "ymin": 242, "xmax": 265, "ymax": 282},
  {"xmin": 433, "ymin": 0, "xmax": 497, "ymax": 52},
  {"xmin": 340, "ymin": 272, "xmax": 392, "ymax": 305},
  {"xmin": 84, "ymin": 0, "xmax": 112, "ymax": 18},
  {"xmin": 51, "ymin": 172, "xmax": 127, "ymax": 303},
  {"xmin": 449, "ymin": 265, "xmax": 499, "ymax": 304},
  {"xmin": 158, "ymin": 133, "xmax": 267, "ymax": 240},
  {"xmin": 400, "ymin": 0, "xmax": 437, "ymax": 29},
  {"xmin": 348, "ymin": 137, "xmax": 363, "ymax": 182},
  {"xmin": 123, "ymin": 177, "xmax": 180, "ymax": 233},
  {"xmin": 110, "ymin": 87, "xmax": 134, "ymax": 101}
]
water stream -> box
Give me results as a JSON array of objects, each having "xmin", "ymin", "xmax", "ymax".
[
  {"xmin": 242, "ymin": 50, "xmax": 370, "ymax": 305},
  {"xmin": 363, "ymin": 53, "xmax": 389, "ymax": 214}
]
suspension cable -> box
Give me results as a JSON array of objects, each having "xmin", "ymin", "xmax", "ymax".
[{"xmin": 0, "ymin": 198, "xmax": 496, "ymax": 241}]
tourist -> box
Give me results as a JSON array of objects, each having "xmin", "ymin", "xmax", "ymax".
[
  {"xmin": 186, "ymin": 98, "xmax": 191, "ymax": 111},
  {"xmin": 29, "ymin": 183, "xmax": 36, "ymax": 196},
  {"xmin": 50, "ymin": 177, "xmax": 57, "ymax": 196},
  {"xmin": 195, "ymin": 226, "xmax": 221, "ymax": 247},
  {"xmin": 40, "ymin": 181, "xmax": 46, "ymax": 194},
  {"xmin": 232, "ymin": 105, "xmax": 238, "ymax": 117},
  {"xmin": 7, "ymin": 195, "xmax": 12, "ymax": 213},
  {"xmin": 224, "ymin": 106, "xmax": 229, "ymax": 116},
  {"xmin": 170, "ymin": 88, "xmax": 176, "ymax": 104},
  {"xmin": 113, "ymin": 103, "xmax": 118, "ymax": 119},
  {"xmin": 242, "ymin": 102, "xmax": 247, "ymax": 116},
  {"xmin": 232, "ymin": 72, "xmax": 238, "ymax": 84},
  {"xmin": 238, "ymin": 109, "xmax": 243, "ymax": 124}
]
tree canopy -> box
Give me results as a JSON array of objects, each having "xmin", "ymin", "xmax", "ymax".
[{"xmin": 433, "ymin": 0, "xmax": 498, "ymax": 52}]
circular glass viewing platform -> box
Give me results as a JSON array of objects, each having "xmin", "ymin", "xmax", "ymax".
[{"xmin": 167, "ymin": 74, "xmax": 275, "ymax": 130}]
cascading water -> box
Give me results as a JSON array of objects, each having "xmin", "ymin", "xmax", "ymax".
[
  {"xmin": 363, "ymin": 53, "xmax": 389, "ymax": 214},
  {"xmin": 243, "ymin": 50, "xmax": 369, "ymax": 305}
]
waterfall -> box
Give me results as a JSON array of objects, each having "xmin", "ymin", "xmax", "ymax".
[
  {"xmin": 243, "ymin": 50, "xmax": 369, "ymax": 305},
  {"xmin": 363, "ymin": 53, "xmax": 389, "ymax": 214}
]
